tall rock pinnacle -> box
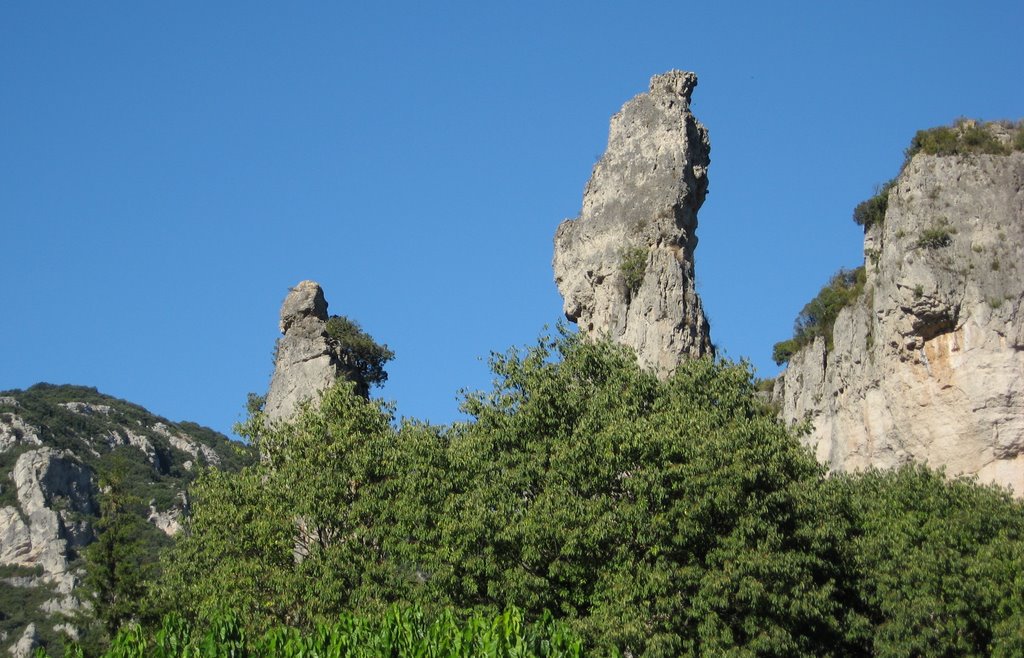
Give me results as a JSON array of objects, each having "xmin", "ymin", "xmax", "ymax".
[{"xmin": 553, "ymin": 70, "xmax": 713, "ymax": 376}]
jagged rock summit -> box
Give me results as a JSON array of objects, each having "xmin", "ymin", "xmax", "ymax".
[
  {"xmin": 265, "ymin": 281, "xmax": 365, "ymax": 423},
  {"xmin": 775, "ymin": 122, "xmax": 1024, "ymax": 495},
  {"xmin": 553, "ymin": 70, "xmax": 713, "ymax": 376}
]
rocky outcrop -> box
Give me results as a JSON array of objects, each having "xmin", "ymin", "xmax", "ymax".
[
  {"xmin": 7, "ymin": 624, "xmax": 37, "ymax": 658},
  {"xmin": 553, "ymin": 70, "xmax": 713, "ymax": 375},
  {"xmin": 776, "ymin": 131, "xmax": 1024, "ymax": 495},
  {"xmin": 265, "ymin": 281, "xmax": 365, "ymax": 423},
  {"xmin": 9, "ymin": 449, "xmax": 95, "ymax": 576},
  {"xmin": 0, "ymin": 415, "xmax": 41, "ymax": 453}
]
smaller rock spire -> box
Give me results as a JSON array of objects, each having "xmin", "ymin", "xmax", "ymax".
[{"xmin": 264, "ymin": 281, "xmax": 342, "ymax": 423}]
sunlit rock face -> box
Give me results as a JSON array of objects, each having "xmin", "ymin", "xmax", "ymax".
[
  {"xmin": 264, "ymin": 280, "xmax": 365, "ymax": 424},
  {"xmin": 776, "ymin": 144, "xmax": 1024, "ymax": 495},
  {"xmin": 554, "ymin": 70, "xmax": 714, "ymax": 377}
]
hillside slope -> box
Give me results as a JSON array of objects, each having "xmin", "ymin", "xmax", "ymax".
[{"xmin": 0, "ymin": 384, "xmax": 255, "ymax": 655}]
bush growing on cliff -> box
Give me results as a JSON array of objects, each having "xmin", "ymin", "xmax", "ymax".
[
  {"xmin": 852, "ymin": 181, "xmax": 894, "ymax": 230},
  {"xmin": 905, "ymin": 119, "xmax": 1015, "ymax": 159},
  {"xmin": 324, "ymin": 315, "xmax": 395, "ymax": 389},
  {"xmin": 917, "ymin": 227, "xmax": 953, "ymax": 249},
  {"xmin": 772, "ymin": 267, "xmax": 866, "ymax": 365},
  {"xmin": 619, "ymin": 246, "xmax": 648, "ymax": 293}
]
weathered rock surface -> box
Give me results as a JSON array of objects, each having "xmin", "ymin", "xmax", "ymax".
[
  {"xmin": 265, "ymin": 281, "xmax": 364, "ymax": 423},
  {"xmin": 0, "ymin": 415, "xmax": 41, "ymax": 452},
  {"xmin": 9, "ymin": 448, "xmax": 95, "ymax": 576},
  {"xmin": 7, "ymin": 624, "xmax": 37, "ymax": 658},
  {"xmin": 554, "ymin": 70, "xmax": 713, "ymax": 375},
  {"xmin": 776, "ymin": 143, "xmax": 1024, "ymax": 495}
]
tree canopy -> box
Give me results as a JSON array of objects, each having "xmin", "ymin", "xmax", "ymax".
[{"xmin": 147, "ymin": 331, "xmax": 1024, "ymax": 657}]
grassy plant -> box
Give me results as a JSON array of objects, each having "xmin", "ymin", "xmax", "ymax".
[
  {"xmin": 52, "ymin": 607, "xmax": 585, "ymax": 658},
  {"xmin": 619, "ymin": 246, "xmax": 648, "ymax": 294},
  {"xmin": 772, "ymin": 266, "xmax": 866, "ymax": 364},
  {"xmin": 853, "ymin": 181, "xmax": 894, "ymax": 229},
  {"xmin": 917, "ymin": 228, "xmax": 952, "ymax": 249}
]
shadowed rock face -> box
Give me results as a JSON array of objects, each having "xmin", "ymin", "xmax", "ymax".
[
  {"xmin": 264, "ymin": 281, "xmax": 365, "ymax": 424},
  {"xmin": 776, "ymin": 142, "xmax": 1024, "ymax": 495},
  {"xmin": 553, "ymin": 70, "xmax": 713, "ymax": 377}
]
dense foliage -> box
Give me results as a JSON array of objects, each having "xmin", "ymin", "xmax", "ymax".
[
  {"xmin": 324, "ymin": 315, "xmax": 395, "ymax": 391},
  {"xmin": 772, "ymin": 267, "xmax": 866, "ymax": 365},
  {"xmin": 151, "ymin": 334, "xmax": 857, "ymax": 656},
  {"xmin": 42, "ymin": 607, "xmax": 580, "ymax": 658},
  {"xmin": 829, "ymin": 466, "xmax": 1024, "ymax": 657},
  {"xmin": 78, "ymin": 467, "xmax": 160, "ymax": 652}
]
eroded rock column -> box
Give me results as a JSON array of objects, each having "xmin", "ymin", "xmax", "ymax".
[{"xmin": 553, "ymin": 70, "xmax": 713, "ymax": 376}]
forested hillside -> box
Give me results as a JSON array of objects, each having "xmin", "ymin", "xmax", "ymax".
[{"xmin": 0, "ymin": 384, "xmax": 256, "ymax": 654}]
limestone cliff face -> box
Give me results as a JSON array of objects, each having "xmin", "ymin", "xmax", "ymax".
[
  {"xmin": 264, "ymin": 281, "xmax": 366, "ymax": 424},
  {"xmin": 776, "ymin": 142, "xmax": 1024, "ymax": 495},
  {"xmin": 553, "ymin": 70, "xmax": 713, "ymax": 375}
]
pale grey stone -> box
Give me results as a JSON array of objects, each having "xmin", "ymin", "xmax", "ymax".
[
  {"xmin": 0, "ymin": 415, "xmax": 42, "ymax": 453},
  {"xmin": 553, "ymin": 70, "xmax": 713, "ymax": 376},
  {"xmin": 264, "ymin": 281, "xmax": 365, "ymax": 424},
  {"xmin": 776, "ymin": 140, "xmax": 1024, "ymax": 495},
  {"xmin": 58, "ymin": 402, "xmax": 112, "ymax": 415},
  {"xmin": 7, "ymin": 624, "xmax": 37, "ymax": 658}
]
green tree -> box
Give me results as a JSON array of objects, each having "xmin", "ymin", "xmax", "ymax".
[
  {"xmin": 772, "ymin": 266, "xmax": 865, "ymax": 364},
  {"xmin": 434, "ymin": 332, "xmax": 858, "ymax": 656},
  {"xmin": 152, "ymin": 333, "xmax": 865, "ymax": 656},
  {"xmin": 324, "ymin": 315, "xmax": 395, "ymax": 394},
  {"xmin": 80, "ymin": 466, "xmax": 156, "ymax": 650},
  {"xmin": 152, "ymin": 381, "xmax": 441, "ymax": 633},
  {"xmin": 829, "ymin": 466, "xmax": 1024, "ymax": 657}
]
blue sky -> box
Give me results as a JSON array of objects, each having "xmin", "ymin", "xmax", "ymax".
[{"xmin": 3, "ymin": 1, "xmax": 1022, "ymax": 437}]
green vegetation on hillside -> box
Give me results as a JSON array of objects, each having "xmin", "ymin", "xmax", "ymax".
[
  {"xmin": 772, "ymin": 267, "xmax": 865, "ymax": 365},
  {"xmin": 851, "ymin": 120, "xmax": 1022, "ymax": 233},
  {"xmin": 0, "ymin": 384, "xmax": 256, "ymax": 655}
]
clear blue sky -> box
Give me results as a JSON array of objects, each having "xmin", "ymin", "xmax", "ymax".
[{"xmin": 3, "ymin": 1, "xmax": 1022, "ymax": 437}]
